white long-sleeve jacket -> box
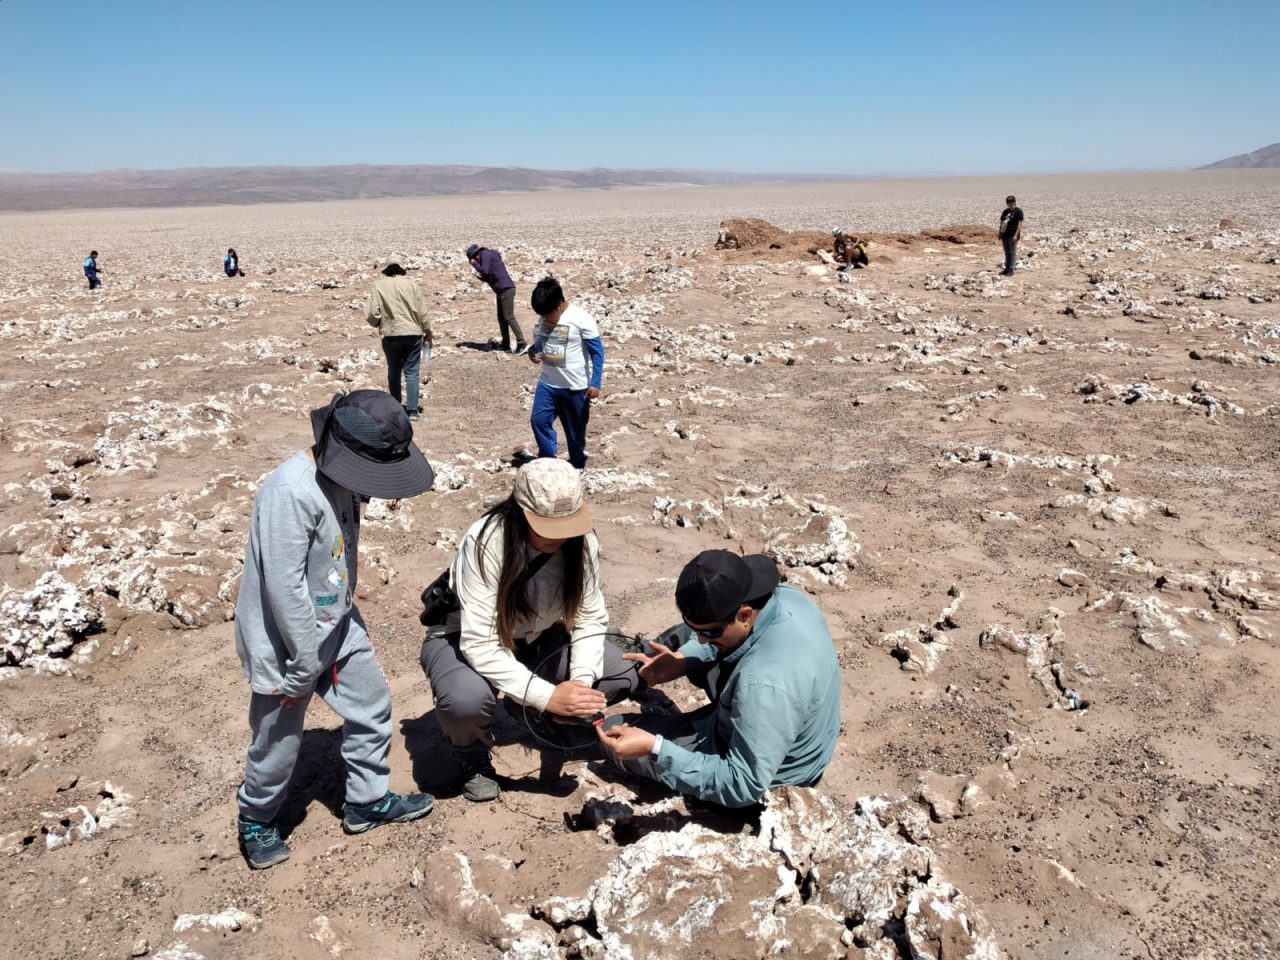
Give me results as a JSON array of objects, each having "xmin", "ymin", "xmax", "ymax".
[{"xmin": 448, "ymin": 514, "xmax": 608, "ymax": 711}]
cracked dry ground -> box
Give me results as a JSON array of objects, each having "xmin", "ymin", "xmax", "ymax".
[{"xmin": 1, "ymin": 172, "xmax": 1278, "ymax": 959}]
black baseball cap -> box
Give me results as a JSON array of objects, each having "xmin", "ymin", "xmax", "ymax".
[
  {"xmin": 675, "ymin": 550, "xmax": 780, "ymax": 624},
  {"xmin": 465, "ymin": 244, "xmax": 482, "ymax": 259},
  {"xmin": 309, "ymin": 390, "xmax": 434, "ymax": 499}
]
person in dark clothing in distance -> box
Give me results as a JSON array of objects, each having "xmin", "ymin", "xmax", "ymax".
[
  {"xmin": 999, "ymin": 196, "xmax": 1024, "ymax": 276},
  {"xmin": 225, "ymin": 248, "xmax": 246, "ymax": 277}
]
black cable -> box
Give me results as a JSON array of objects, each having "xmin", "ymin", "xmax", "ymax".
[{"xmin": 517, "ymin": 629, "xmax": 650, "ymax": 752}]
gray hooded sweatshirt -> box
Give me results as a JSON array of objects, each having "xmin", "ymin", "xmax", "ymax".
[{"xmin": 234, "ymin": 451, "xmax": 364, "ymax": 698}]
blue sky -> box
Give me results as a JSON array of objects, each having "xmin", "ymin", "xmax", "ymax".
[{"xmin": 1, "ymin": 0, "xmax": 1276, "ymax": 175}]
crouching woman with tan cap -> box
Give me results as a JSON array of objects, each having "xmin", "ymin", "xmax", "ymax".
[{"xmin": 419, "ymin": 458, "xmax": 642, "ymax": 802}]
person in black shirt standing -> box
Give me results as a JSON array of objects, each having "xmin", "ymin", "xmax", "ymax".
[{"xmin": 999, "ymin": 196, "xmax": 1024, "ymax": 276}]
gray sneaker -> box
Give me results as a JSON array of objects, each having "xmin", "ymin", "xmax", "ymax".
[
  {"xmin": 238, "ymin": 816, "xmax": 291, "ymax": 869},
  {"xmin": 341, "ymin": 790, "xmax": 434, "ymax": 834},
  {"xmin": 454, "ymin": 743, "xmax": 500, "ymax": 802}
]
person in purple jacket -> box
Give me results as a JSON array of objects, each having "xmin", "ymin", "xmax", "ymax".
[{"xmin": 466, "ymin": 243, "xmax": 527, "ymax": 355}]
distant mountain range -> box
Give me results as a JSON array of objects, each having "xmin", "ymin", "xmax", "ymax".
[
  {"xmin": 0, "ymin": 164, "xmax": 832, "ymax": 212},
  {"xmin": 1199, "ymin": 143, "xmax": 1280, "ymax": 169}
]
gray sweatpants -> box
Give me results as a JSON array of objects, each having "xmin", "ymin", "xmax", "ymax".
[
  {"xmin": 420, "ymin": 624, "xmax": 642, "ymax": 747},
  {"xmin": 237, "ymin": 639, "xmax": 391, "ymax": 822}
]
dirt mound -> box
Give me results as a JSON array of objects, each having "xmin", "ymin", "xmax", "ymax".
[
  {"xmin": 715, "ymin": 220, "xmax": 998, "ymax": 263},
  {"xmin": 715, "ymin": 217, "xmax": 786, "ymax": 249},
  {"xmin": 920, "ymin": 223, "xmax": 1000, "ymax": 244}
]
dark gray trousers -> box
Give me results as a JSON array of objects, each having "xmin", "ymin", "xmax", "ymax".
[
  {"xmin": 496, "ymin": 287, "xmax": 525, "ymax": 348},
  {"xmin": 596, "ymin": 624, "xmax": 726, "ymax": 781},
  {"xmin": 420, "ymin": 624, "xmax": 642, "ymax": 747},
  {"xmin": 1002, "ymin": 236, "xmax": 1018, "ymax": 273},
  {"xmin": 382, "ymin": 334, "xmax": 424, "ymax": 412}
]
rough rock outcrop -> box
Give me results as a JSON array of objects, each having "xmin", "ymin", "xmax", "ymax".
[{"xmin": 422, "ymin": 787, "xmax": 1001, "ymax": 960}]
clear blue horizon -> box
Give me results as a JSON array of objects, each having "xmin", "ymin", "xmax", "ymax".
[{"xmin": 1, "ymin": 0, "xmax": 1276, "ymax": 176}]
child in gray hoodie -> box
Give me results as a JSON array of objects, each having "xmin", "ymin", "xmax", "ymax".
[{"xmin": 234, "ymin": 390, "xmax": 435, "ymax": 869}]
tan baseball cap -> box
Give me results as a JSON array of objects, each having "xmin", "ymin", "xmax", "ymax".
[{"xmin": 514, "ymin": 458, "xmax": 593, "ymax": 539}]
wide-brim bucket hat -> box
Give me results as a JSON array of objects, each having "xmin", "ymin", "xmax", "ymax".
[{"xmin": 309, "ymin": 390, "xmax": 434, "ymax": 499}]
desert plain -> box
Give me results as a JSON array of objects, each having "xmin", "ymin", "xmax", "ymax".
[{"xmin": 1, "ymin": 171, "xmax": 1278, "ymax": 960}]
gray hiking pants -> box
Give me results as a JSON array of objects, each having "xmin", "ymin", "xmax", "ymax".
[
  {"xmin": 237, "ymin": 639, "xmax": 391, "ymax": 822},
  {"xmin": 419, "ymin": 624, "xmax": 642, "ymax": 747}
]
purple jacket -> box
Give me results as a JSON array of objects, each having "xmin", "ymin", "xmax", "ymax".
[{"xmin": 470, "ymin": 248, "xmax": 514, "ymax": 293}]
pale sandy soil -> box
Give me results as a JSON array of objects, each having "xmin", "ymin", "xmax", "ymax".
[{"xmin": 1, "ymin": 172, "xmax": 1279, "ymax": 960}]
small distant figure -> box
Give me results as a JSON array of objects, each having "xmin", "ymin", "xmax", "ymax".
[
  {"xmin": 465, "ymin": 244, "xmax": 527, "ymax": 355},
  {"xmin": 832, "ymin": 228, "xmax": 869, "ymax": 270},
  {"xmin": 528, "ymin": 277, "xmax": 604, "ymax": 470},
  {"xmin": 999, "ymin": 195, "xmax": 1024, "ymax": 276},
  {"xmin": 224, "ymin": 247, "xmax": 246, "ymax": 277},
  {"xmin": 83, "ymin": 250, "xmax": 102, "ymax": 289},
  {"xmin": 365, "ymin": 256, "xmax": 434, "ymax": 423}
]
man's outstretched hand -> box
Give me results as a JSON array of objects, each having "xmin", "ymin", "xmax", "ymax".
[
  {"xmin": 598, "ymin": 722, "xmax": 657, "ymax": 760},
  {"xmin": 622, "ymin": 640, "xmax": 686, "ymax": 685}
]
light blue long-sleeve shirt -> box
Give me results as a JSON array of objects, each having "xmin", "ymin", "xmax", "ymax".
[{"xmin": 655, "ymin": 585, "xmax": 841, "ymax": 808}]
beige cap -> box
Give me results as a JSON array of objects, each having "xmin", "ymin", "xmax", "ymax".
[{"xmin": 514, "ymin": 458, "xmax": 592, "ymax": 539}]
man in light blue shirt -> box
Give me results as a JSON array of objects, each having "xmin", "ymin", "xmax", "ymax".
[{"xmin": 599, "ymin": 550, "xmax": 840, "ymax": 808}]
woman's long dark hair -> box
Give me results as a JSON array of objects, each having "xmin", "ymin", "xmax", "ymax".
[{"xmin": 475, "ymin": 496, "xmax": 588, "ymax": 650}]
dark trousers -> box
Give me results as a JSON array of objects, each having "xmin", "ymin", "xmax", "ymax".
[
  {"xmin": 419, "ymin": 624, "xmax": 643, "ymax": 748},
  {"xmin": 496, "ymin": 287, "xmax": 525, "ymax": 349},
  {"xmin": 85, "ymin": 270, "xmax": 100, "ymax": 289},
  {"xmin": 614, "ymin": 625, "xmax": 727, "ymax": 781},
  {"xmin": 531, "ymin": 381, "xmax": 591, "ymax": 469},
  {"xmin": 382, "ymin": 335, "xmax": 424, "ymax": 412},
  {"xmin": 1002, "ymin": 236, "xmax": 1018, "ymax": 273}
]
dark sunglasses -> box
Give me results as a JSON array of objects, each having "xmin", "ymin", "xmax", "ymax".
[{"xmin": 684, "ymin": 610, "xmax": 737, "ymax": 640}]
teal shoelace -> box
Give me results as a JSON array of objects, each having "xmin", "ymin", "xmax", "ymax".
[{"xmin": 241, "ymin": 820, "xmax": 279, "ymax": 841}]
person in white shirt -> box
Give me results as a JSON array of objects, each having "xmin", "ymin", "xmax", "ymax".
[
  {"xmin": 528, "ymin": 277, "xmax": 604, "ymax": 469},
  {"xmin": 418, "ymin": 458, "xmax": 641, "ymax": 801}
]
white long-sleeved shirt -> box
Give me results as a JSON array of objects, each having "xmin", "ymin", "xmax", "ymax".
[{"xmin": 449, "ymin": 513, "xmax": 608, "ymax": 711}]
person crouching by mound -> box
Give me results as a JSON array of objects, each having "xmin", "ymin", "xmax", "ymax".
[
  {"xmin": 233, "ymin": 390, "xmax": 436, "ymax": 869},
  {"xmin": 832, "ymin": 228, "xmax": 869, "ymax": 270},
  {"xmin": 419, "ymin": 458, "xmax": 642, "ymax": 801}
]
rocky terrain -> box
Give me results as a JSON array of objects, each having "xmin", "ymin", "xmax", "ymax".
[{"xmin": 0, "ymin": 172, "xmax": 1278, "ymax": 959}]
